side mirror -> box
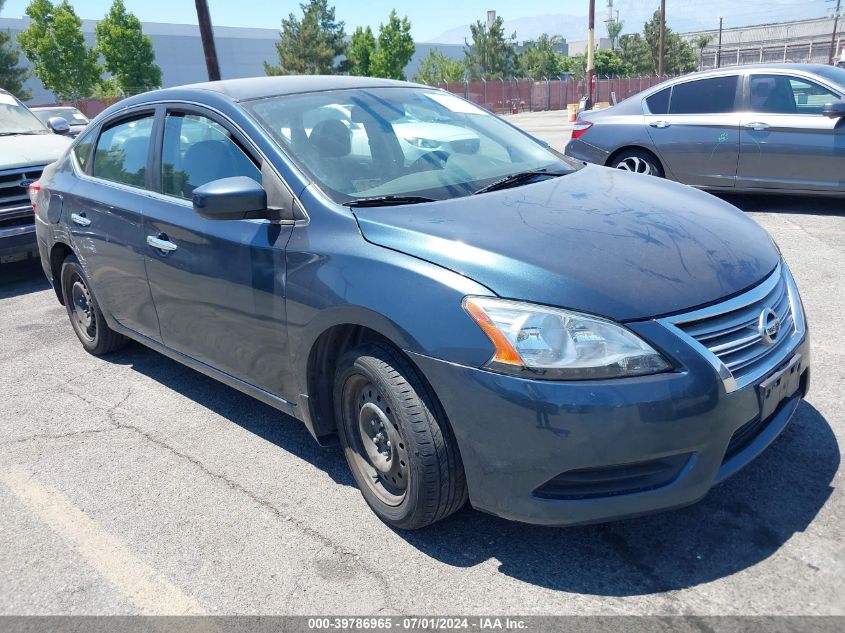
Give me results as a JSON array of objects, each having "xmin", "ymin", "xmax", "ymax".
[
  {"xmin": 192, "ymin": 176, "xmax": 268, "ymax": 221},
  {"xmin": 47, "ymin": 116, "xmax": 70, "ymax": 135},
  {"xmin": 822, "ymin": 101, "xmax": 845, "ymax": 119}
]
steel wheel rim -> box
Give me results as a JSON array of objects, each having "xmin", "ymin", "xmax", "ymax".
[
  {"xmin": 70, "ymin": 275, "xmax": 96, "ymax": 342},
  {"xmin": 616, "ymin": 156, "xmax": 653, "ymax": 175},
  {"xmin": 343, "ymin": 376, "xmax": 408, "ymax": 506}
]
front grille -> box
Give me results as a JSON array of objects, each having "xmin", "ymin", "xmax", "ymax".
[
  {"xmin": 533, "ymin": 453, "xmax": 692, "ymax": 500},
  {"xmin": 0, "ymin": 166, "xmax": 44, "ymax": 224},
  {"xmin": 660, "ymin": 264, "xmax": 805, "ymax": 392}
]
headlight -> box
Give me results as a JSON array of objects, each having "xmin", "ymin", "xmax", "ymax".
[
  {"xmin": 406, "ymin": 137, "xmax": 441, "ymax": 149},
  {"xmin": 463, "ymin": 297, "xmax": 671, "ymax": 379}
]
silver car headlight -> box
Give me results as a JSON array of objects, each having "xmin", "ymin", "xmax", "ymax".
[{"xmin": 463, "ymin": 297, "xmax": 671, "ymax": 379}]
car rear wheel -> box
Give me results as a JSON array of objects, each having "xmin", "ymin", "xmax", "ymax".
[
  {"xmin": 60, "ymin": 255, "xmax": 128, "ymax": 355},
  {"xmin": 334, "ymin": 343, "xmax": 467, "ymax": 529},
  {"xmin": 612, "ymin": 149, "xmax": 663, "ymax": 177}
]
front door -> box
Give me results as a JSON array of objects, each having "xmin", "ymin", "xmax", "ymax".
[
  {"xmin": 65, "ymin": 111, "xmax": 161, "ymax": 339},
  {"xmin": 737, "ymin": 73, "xmax": 844, "ymax": 192},
  {"xmin": 142, "ymin": 108, "xmax": 296, "ymax": 399},
  {"xmin": 644, "ymin": 75, "xmax": 742, "ymax": 189}
]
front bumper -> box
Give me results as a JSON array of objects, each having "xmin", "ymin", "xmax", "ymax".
[
  {"xmin": 0, "ymin": 222, "xmax": 37, "ymax": 259},
  {"xmin": 409, "ymin": 320, "xmax": 809, "ymax": 526}
]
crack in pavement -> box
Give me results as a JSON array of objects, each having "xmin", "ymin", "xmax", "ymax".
[
  {"xmin": 53, "ymin": 381, "xmax": 393, "ymax": 597},
  {"xmin": 0, "ymin": 427, "xmax": 116, "ymax": 446}
]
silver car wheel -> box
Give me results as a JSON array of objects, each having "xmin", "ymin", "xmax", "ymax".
[{"xmin": 616, "ymin": 156, "xmax": 653, "ymax": 175}]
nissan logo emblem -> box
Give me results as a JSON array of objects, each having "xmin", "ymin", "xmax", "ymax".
[{"xmin": 758, "ymin": 307, "xmax": 781, "ymax": 346}]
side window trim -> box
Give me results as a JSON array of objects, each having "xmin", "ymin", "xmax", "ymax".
[{"xmin": 89, "ymin": 108, "xmax": 157, "ymax": 191}]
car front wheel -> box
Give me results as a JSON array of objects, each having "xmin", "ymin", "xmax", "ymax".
[{"xmin": 334, "ymin": 343, "xmax": 467, "ymax": 529}]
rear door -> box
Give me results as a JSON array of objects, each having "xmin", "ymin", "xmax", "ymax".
[
  {"xmin": 736, "ymin": 73, "xmax": 843, "ymax": 192},
  {"xmin": 644, "ymin": 74, "xmax": 742, "ymax": 188},
  {"xmin": 65, "ymin": 109, "xmax": 161, "ymax": 339},
  {"xmin": 142, "ymin": 106, "xmax": 297, "ymax": 400}
]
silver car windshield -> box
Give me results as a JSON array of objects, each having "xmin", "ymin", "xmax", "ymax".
[
  {"xmin": 245, "ymin": 87, "xmax": 579, "ymax": 204},
  {"xmin": 0, "ymin": 93, "xmax": 49, "ymax": 135}
]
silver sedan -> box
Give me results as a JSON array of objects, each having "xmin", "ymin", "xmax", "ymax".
[{"xmin": 564, "ymin": 63, "xmax": 845, "ymax": 195}]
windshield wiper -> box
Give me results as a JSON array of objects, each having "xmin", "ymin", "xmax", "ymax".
[
  {"xmin": 344, "ymin": 195, "xmax": 437, "ymax": 208},
  {"xmin": 0, "ymin": 131, "xmax": 44, "ymax": 136},
  {"xmin": 472, "ymin": 169, "xmax": 569, "ymax": 195}
]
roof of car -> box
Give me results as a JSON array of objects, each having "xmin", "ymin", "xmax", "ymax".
[
  {"xmin": 673, "ymin": 63, "xmax": 836, "ymax": 79},
  {"xmin": 164, "ymin": 75, "xmax": 427, "ymax": 102},
  {"xmin": 30, "ymin": 106, "xmax": 77, "ymax": 110}
]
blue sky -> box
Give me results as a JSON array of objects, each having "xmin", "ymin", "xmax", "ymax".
[{"xmin": 0, "ymin": 0, "xmax": 828, "ymax": 42}]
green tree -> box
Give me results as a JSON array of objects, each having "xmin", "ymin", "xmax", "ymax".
[
  {"xmin": 370, "ymin": 10, "xmax": 414, "ymax": 80},
  {"xmin": 0, "ymin": 0, "xmax": 31, "ymax": 98},
  {"xmin": 17, "ymin": 0, "xmax": 101, "ymax": 102},
  {"xmin": 348, "ymin": 25, "xmax": 375, "ymax": 76},
  {"xmin": 594, "ymin": 48, "xmax": 627, "ymax": 77},
  {"xmin": 464, "ymin": 15, "xmax": 517, "ymax": 80},
  {"xmin": 95, "ymin": 0, "xmax": 161, "ymax": 94},
  {"xmin": 560, "ymin": 54, "xmax": 585, "ymax": 80},
  {"xmin": 412, "ymin": 49, "xmax": 465, "ymax": 84},
  {"xmin": 619, "ymin": 33, "xmax": 653, "ymax": 75},
  {"xmin": 693, "ymin": 34, "xmax": 713, "ymax": 69},
  {"xmin": 606, "ymin": 18, "xmax": 624, "ymax": 49},
  {"xmin": 517, "ymin": 34, "xmax": 565, "ymax": 78},
  {"xmin": 265, "ymin": 0, "xmax": 347, "ymax": 76},
  {"xmin": 642, "ymin": 10, "xmax": 695, "ymax": 75}
]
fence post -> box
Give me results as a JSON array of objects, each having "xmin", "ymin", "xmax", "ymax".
[
  {"xmin": 482, "ymin": 79, "xmax": 487, "ymax": 109},
  {"xmin": 463, "ymin": 81, "xmax": 468, "ymax": 99},
  {"xmin": 808, "ymin": 41, "xmax": 813, "ymax": 62},
  {"xmin": 783, "ymin": 43, "xmax": 788, "ymax": 62}
]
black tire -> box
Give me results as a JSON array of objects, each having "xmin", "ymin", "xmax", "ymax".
[
  {"xmin": 60, "ymin": 255, "xmax": 128, "ymax": 355},
  {"xmin": 610, "ymin": 148, "xmax": 664, "ymax": 177},
  {"xmin": 334, "ymin": 343, "xmax": 467, "ymax": 529}
]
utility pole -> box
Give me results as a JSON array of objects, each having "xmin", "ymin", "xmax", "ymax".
[
  {"xmin": 586, "ymin": 0, "xmax": 595, "ymax": 108},
  {"xmin": 658, "ymin": 0, "xmax": 666, "ymax": 77},
  {"xmin": 716, "ymin": 17, "xmax": 723, "ymax": 68},
  {"xmin": 195, "ymin": 0, "xmax": 221, "ymax": 81},
  {"xmin": 829, "ymin": 0, "xmax": 842, "ymax": 65}
]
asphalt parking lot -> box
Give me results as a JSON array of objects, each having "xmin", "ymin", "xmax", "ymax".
[{"xmin": 1, "ymin": 111, "xmax": 843, "ymax": 615}]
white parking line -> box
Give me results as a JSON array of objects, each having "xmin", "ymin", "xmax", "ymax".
[{"xmin": 1, "ymin": 467, "xmax": 205, "ymax": 615}]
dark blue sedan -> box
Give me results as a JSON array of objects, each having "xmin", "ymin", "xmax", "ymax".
[{"xmin": 32, "ymin": 76, "xmax": 809, "ymax": 529}]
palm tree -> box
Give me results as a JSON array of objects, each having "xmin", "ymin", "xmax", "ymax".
[
  {"xmin": 693, "ymin": 34, "xmax": 714, "ymax": 70},
  {"xmin": 606, "ymin": 18, "xmax": 624, "ymax": 50}
]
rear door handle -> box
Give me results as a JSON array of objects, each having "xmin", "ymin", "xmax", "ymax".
[
  {"xmin": 146, "ymin": 234, "xmax": 178, "ymax": 253},
  {"xmin": 744, "ymin": 122, "xmax": 771, "ymax": 131},
  {"xmin": 649, "ymin": 120, "xmax": 671, "ymax": 128},
  {"xmin": 70, "ymin": 213, "xmax": 91, "ymax": 227}
]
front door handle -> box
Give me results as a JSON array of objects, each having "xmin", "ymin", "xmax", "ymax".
[
  {"xmin": 70, "ymin": 213, "xmax": 91, "ymax": 227},
  {"xmin": 744, "ymin": 122, "xmax": 771, "ymax": 131},
  {"xmin": 146, "ymin": 234, "xmax": 178, "ymax": 253},
  {"xmin": 649, "ymin": 120, "xmax": 671, "ymax": 128}
]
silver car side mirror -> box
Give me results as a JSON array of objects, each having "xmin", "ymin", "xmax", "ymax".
[{"xmin": 47, "ymin": 116, "xmax": 71, "ymax": 135}]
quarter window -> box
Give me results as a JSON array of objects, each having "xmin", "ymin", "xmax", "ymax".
[
  {"xmin": 749, "ymin": 74, "xmax": 840, "ymax": 115},
  {"xmin": 645, "ymin": 88, "xmax": 670, "ymax": 115},
  {"xmin": 161, "ymin": 113, "xmax": 261, "ymax": 200},
  {"xmin": 92, "ymin": 115, "xmax": 154, "ymax": 188},
  {"xmin": 73, "ymin": 128, "xmax": 96, "ymax": 172},
  {"xmin": 668, "ymin": 76, "xmax": 739, "ymax": 114}
]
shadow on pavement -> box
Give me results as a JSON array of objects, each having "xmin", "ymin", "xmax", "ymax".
[
  {"xmin": 717, "ymin": 193, "xmax": 845, "ymax": 217},
  {"xmin": 107, "ymin": 343, "xmax": 355, "ymax": 488},
  {"xmin": 0, "ymin": 259, "xmax": 49, "ymax": 298},
  {"xmin": 106, "ymin": 341, "xmax": 837, "ymax": 595}
]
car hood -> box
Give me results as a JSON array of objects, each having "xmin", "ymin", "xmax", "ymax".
[
  {"xmin": 353, "ymin": 165, "xmax": 779, "ymax": 321},
  {"xmin": 0, "ymin": 134, "xmax": 72, "ymax": 170}
]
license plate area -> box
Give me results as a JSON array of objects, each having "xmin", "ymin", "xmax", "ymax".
[{"xmin": 758, "ymin": 353, "xmax": 802, "ymax": 420}]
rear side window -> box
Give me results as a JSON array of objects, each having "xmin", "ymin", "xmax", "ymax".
[
  {"xmin": 161, "ymin": 112, "xmax": 261, "ymax": 200},
  {"xmin": 645, "ymin": 88, "xmax": 670, "ymax": 115},
  {"xmin": 668, "ymin": 76, "xmax": 739, "ymax": 114},
  {"xmin": 92, "ymin": 115, "xmax": 155, "ymax": 188}
]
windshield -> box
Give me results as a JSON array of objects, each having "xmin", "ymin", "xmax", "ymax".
[
  {"xmin": 812, "ymin": 66, "xmax": 845, "ymax": 92},
  {"xmin": 32, "ymin": 107, "xmax": 89, "ymax": 125},
  {"xmin": 0, "ymin": 93, "xmax": 49, "ymax": 135},
  {"xmin": 245, "ymin": 87, "xmax": 580, "ymax": 204}
]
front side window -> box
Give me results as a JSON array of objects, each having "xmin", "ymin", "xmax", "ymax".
[
  {"xmin": 749, "ymin": 75, "xmax": 840, "ymax": 115},
  {"xmin": 669, "ymin": 76, "xmax": 739, "ymax": 115},
  {"xmin": 245, "ymin": 87, "xmax": 579, "ymax": 204},
  {"xmin": 92, "ymin": 115, "xmax": 154, "ymax": 188},
  {"xmin": 161, "ymin": 112, "xmax": 261, "ymax": 199}
]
